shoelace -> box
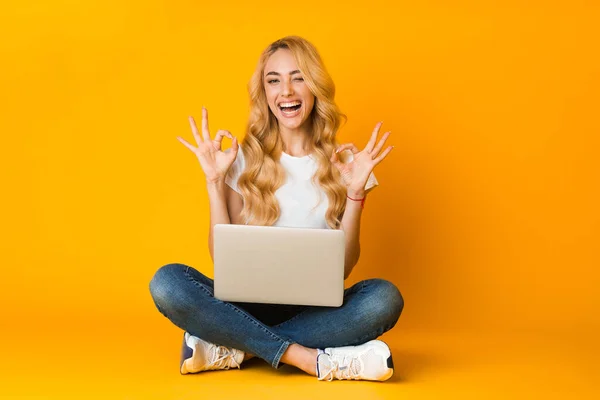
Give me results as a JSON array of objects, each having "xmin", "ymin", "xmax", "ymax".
[
  {"xmin": 319, "ymin": 354, "xmax": 361, "ymax": 381},
  {"xmin": 206, "ymin": 344, "xmax": 241, "ymax": 370}
]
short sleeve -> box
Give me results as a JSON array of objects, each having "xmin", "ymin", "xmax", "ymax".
[
  {"xmin": 341, "ymin": 149, "xmax": 379, "ymax": 193},
  {"xmin": 364, "ymin": 169, "xmax": 379, "ymax": 193},
  {"xmin": 224, "ymin": 144, "xmax": 245, "ymax": 195}
]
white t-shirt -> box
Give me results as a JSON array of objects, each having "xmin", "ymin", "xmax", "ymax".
[{"xmin": 224, "ymin": 145, "xmax": 378, "ymax": 229}]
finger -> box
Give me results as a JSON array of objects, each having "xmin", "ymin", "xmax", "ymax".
[
  {"xmin": 331, "ymin": 147, "xmax": 340, "ymax": 163},
  {"xmin": 373, "ymin": 146, "xmax": 394, "ymax": 165},
  {"xmin": 229, "ymin": 136, "xmax": 239, "ymax": 159},
  {"xmin": 177, "ymin": 136, "xmax": 197, "ymax": 153},
  {"xmin": 201, "ymin": 107, "xmax": 211, "ymax": 142},
  {"xmin": 365, "ymin": 121, "xmax": 384, "ymax": 154},
  {"xmin": 213, "ymin": 129, "xmax": 232, "ymax": 150},
  {"xmin": 216, "ymin": 129, "xmax": 233, "ymax": 140},
  {"xmin": 335, "ymin": 143, "xmax": 360, "ymax": 154},
  {"xmin": 370, "ymin": 131, "xmax": 391, "ymax": 158},
  {"xmin": 330, "ymin": 148, "xmax": 345, "ymax": 171},
  {"xmin": 189, "ymin": 116, "xmax": 203, "ymax": 145}
]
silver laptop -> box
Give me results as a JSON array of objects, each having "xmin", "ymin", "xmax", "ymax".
[{"xmin": 213, "ymin": 224, "xmax": 345, "ymax": 307}]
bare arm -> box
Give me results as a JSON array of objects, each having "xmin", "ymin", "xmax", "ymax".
[
  {"xmin": 333, "ymin": 121, "xmax": 393, "ymax": 280},
  {"xmin": 175, "ymin": 107, "xmax": 241, "ymax": 262},
  {"xmin": 207, "ymin": 180, "xmax": 230, "ymax": 262},
  {"xmin": 340, "ymin": 188, "xmax": 366, "ymax": 280},
  {"xmin": 207, "ymin": 180, "xmax": 244, "ymax": 263}
]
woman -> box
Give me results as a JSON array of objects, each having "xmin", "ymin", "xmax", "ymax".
[{"xmin": 149, "ymin": 36, "xmax": 404, "ymax": 382}]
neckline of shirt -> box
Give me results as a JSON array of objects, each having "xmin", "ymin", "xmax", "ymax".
[{"xmin": 281, "ymin": 151, "xmax": 313, "ymax": 161}]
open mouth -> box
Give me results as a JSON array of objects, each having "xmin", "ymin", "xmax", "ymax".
[
  {"xmin": 279, "ymin": 104, "xmax": 301, "ymax": 112},
  {"xmin": 278, "ymin": 101, "xmax": 302, "ymax": 116}
]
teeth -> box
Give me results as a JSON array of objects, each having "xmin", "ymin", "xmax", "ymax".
[{"xmin": 279, "ymin": 101, "xmax": 301, "ymax": 107}]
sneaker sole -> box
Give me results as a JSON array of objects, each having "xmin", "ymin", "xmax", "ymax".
[
  {"xmin": 180, "ymin": 332, "xmax": 194, "ymax": 375},
  {"xmin": 379, "ymin": 363, "xmax": 394, "ymax": 381},
  {"xmin": 369, "ymin": 340, "xmax": 394, "ymax": 381}
]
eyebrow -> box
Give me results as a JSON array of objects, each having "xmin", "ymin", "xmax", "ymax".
[{"xmin": 265, "ymin": 69, "xmax": 302, "ymax": 78}]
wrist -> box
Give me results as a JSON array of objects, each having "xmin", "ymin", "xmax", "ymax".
[
  {"xmin": 206, "ymin": 179, "xmax": 227, "ymax": 191},
  {"xmin": 347, "ymin": 188, "xmax": 366, "ymax": 199},
  {"xmin": 346, "ymin": 188, "xmax": 366, "ymax": 209}
]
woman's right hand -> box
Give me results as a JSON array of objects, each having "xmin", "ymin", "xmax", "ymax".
[{"xmin": 177, "ymin": 107, "xmax": 239, "ymax": 184}]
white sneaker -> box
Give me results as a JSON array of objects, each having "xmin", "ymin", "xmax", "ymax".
[
  {"xmin": 180, "ymin": 332, "xmax": 245, "ymax": 374},
  {"xmin": 316, "ymin": 340, "xmax": 394, "ymax": 381}
]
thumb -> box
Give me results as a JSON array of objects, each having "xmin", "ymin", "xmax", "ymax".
[
  {"xmin": 330, "ymin": 148, "xmax": 339, "ymax": 163},
  {"xmin": 229, "ymin": 137, "xmax": 239, "ymax": 157}
]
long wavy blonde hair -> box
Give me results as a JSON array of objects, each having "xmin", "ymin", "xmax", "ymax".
[{"xmin": 237, "ymin": 36, "xmax": 350, "ymax": 229}]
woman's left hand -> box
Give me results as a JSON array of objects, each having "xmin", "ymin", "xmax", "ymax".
[{"xmin": 330, "ymin": 121, "xmax": 393, "ymax": 197}]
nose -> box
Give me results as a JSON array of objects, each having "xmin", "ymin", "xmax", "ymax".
[{"xmin": 281, "ymin": 80, "xmax": 294, "ymax": 97}]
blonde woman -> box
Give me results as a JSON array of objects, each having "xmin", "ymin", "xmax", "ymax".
[{"xmin": 149, "ymin": 36, "xmax": 404, "ymax": 382}]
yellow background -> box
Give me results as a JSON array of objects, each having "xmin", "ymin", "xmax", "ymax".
[{"xmin": 1, "ymin": 0, "xmax": 598, "ymax": 398}]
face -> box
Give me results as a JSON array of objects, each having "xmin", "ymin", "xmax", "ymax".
[{"xmin": 263, "ymin": 49, "xmax": 315, "ymax": 132}]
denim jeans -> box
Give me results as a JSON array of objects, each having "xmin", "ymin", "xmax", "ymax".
[{"xmin": 149, "ymin": 263, "xmax": 404, "ymax": 369}]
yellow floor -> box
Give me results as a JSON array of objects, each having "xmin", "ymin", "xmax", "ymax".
[{"xmin": 3, "ymin": 318, "xmax": 597, "ymax": 399}]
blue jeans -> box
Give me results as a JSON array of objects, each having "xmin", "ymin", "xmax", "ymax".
[{"xmin": 149, "ymin": 263, "xmax": 404, "ymax": 369}]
